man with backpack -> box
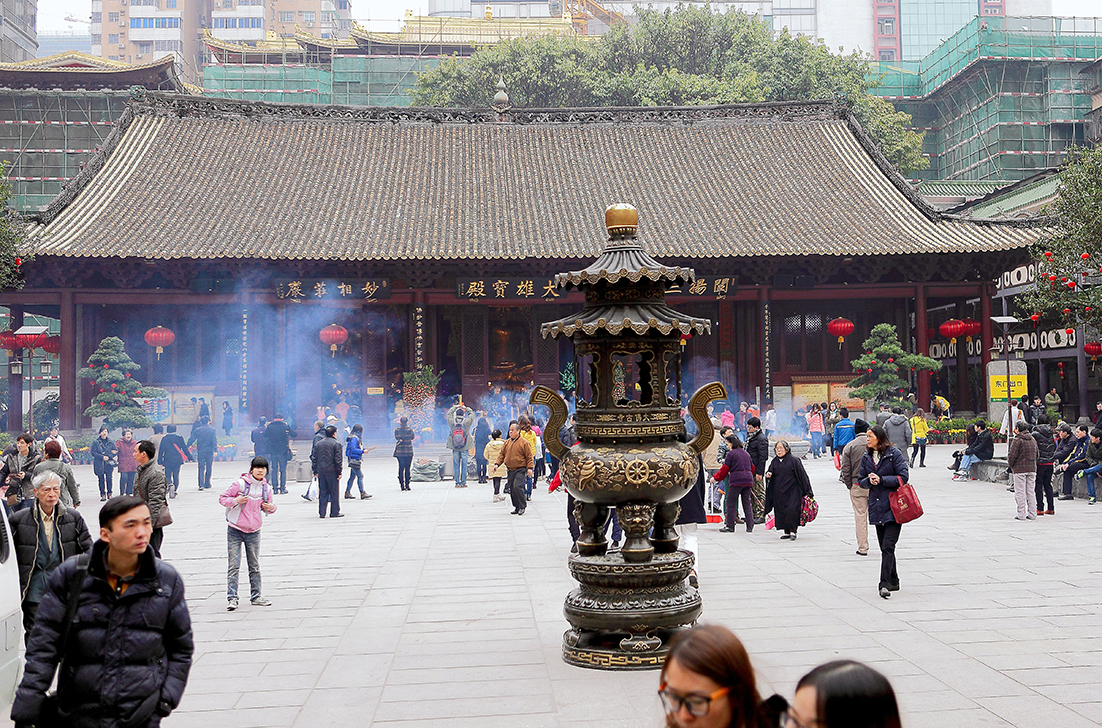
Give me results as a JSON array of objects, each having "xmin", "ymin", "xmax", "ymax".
[{"xmin": 445, "ymin": 401, "xmax": 476, "ymax": 488}]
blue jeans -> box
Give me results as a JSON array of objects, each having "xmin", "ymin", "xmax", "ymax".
[
  {"xmin": 346, "ymin": 466, "xmax": 364, "ymax": 494},
  {"xmin": 270, "ymin": 455, "xmax": 288, "ymax": 493},
  {"xmin": 165, "ymin": 463, "xmax": 181, "ymax": 494},
  {"xmin": 958, "ymin": 454, "xmax": 979, "ymax": 473},
  {"xmin": 810, "ymin": 432, "xmax": 823, "ymax": 457},
  {"xmin": 1083, "ymin": 463, "xmax": 1102, "ymax": 497},
  {"xmin": 97, "ymin": 468, "xmax": 114, "ymax": 497},
  {"xmin": 197, "ymin": 453, "xmax": 214, "ymax": 489},
  {"xmin": 227, "ymin": 526, "xmax": 261, "ymax": 601},
  {"xmin": 452, "ymin": 450, "xmax": 467, "ymax": 485},
  {"xmin": 525, "ymin": 474, "xmax": 533, "ymax": 498},
  {"xmin": 602, "ymin": 509, "xmax": 622, "ymax": 542},
  {"xmin": 119, "ymin": 471, "xmax": 136, "ymax": 496}
]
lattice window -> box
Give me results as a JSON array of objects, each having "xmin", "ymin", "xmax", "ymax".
[
  {"xmin": 536, "ymin": 329, "xmax": 558, "ymax": 380},
  {"xmin": 784, "ymin": 314, "xmax": 802, "ymax": 368},
  {"xmin": 463, "ymin": 312, "xmax": 484, "ymax": 375},
  {"xmin": 804, "ymin": 313, "xmax": 823, "ymax": 372}
]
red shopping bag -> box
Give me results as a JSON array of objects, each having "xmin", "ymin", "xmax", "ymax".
[
  {"xmin": 833, "ymin": 451, "xmax": 841, "ymax": 470},
  {"xmin": 889, "ymin": 482, "xmax": 923, "ymax": 524}
]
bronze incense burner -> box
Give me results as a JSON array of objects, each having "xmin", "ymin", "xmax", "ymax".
[{"xmin": 532, "ymin": 203, "xmax": 726, "ymax": 669}]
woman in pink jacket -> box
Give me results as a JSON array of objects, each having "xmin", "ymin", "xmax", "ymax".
[
  {"xmin": 219, "ymin": 456, "xmax": 278, "ymax": 611},
  {"xmin": 806, "ymin": 404, "xmax": 826, "ymax": 459}
]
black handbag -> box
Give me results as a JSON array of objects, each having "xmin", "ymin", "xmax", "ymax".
[{"xmin": 37, "ymin": 555, "xmax": 90, "ymax": 728}]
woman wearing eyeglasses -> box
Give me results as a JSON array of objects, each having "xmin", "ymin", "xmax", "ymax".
[
  {"xmin": 657, "ymin": 625, "xmax": 777, "ymax": 728},
  {"xmin": 785, "ymin": 660, "xmax": 901, "ymax": 728}
]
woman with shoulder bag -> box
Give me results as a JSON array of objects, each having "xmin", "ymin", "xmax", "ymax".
[
  {"xmin": 858, "ymin": 425, "xmax": 910, "ymax": 600},
  {"xmin": 764, "ymin": 441, "xmax": 813, "ymax": 541}
]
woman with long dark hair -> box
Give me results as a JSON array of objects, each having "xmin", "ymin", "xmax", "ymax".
[
  {"xmin": 393, "ymin": 416, "xmax": 415, "ymax": 491},
  {"xmin": 658, "ymin": 625, "xmax": 774, "ymax": 728},
  {"xmin": 764, "ymin": 440, "xmax": 813, "ymax": 540},
  {"xmin": 787, "ymin": 660, "xmax": 901, "ymax": 728},
  {"xmin": 858, "ymin": 425, "xmax": 909, "ymax": 599},
  {"xmin": 474, "ymin": 415, "xmax": 493, "ymax": 484}
]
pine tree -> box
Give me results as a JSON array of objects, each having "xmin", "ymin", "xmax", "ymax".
[
  {"xmin": 847, "ymin": 324, "xmax": 942, "ymax": 405},
  {"xmin": 0, "ymin": 163, "xmax": 29, "ymax": 291},
  {"xmin": 78, "ymin": 337, "xmax": 168, "ymax": 429}
]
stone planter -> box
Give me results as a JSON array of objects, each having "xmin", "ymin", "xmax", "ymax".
[{"xmin": 771, "ymin": 438, "xmax": 810, "ymax": 458}]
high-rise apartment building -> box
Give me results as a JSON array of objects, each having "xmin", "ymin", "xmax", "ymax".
[
  {"xmin": 1, "ymin": 0, "xmax": 38, "ymax": 61},
  {"xmin": 91, "ymin": 0, "xmax": 202, "ymax": 80},
  {"xmin": 91, "ymin": 0, "xmax": 351, "ymax": 82}
]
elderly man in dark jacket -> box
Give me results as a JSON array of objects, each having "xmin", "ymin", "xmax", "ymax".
[
  {"xmin": 11, "ymin": 496, "xmax": 193, "ymax": 728},
  {"xmin": 10, "ymin": 470, "xmax": 92, "ymax": 646},
  {"xmin": 1007, "ymin": 421, "xmax": 1038, "ymax": 521},
  {"xmin": 311, "ymin": 425, "xmax": 344, "ymax": 519}
]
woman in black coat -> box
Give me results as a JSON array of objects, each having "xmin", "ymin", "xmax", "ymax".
[
  {"xmin": 675, "ymin": 452, "xmax": 708, "ymax": 587},
  {"xmin": 858, "ymin": 424, "xmax": 910, "ymax": 600},
  {"xmin": 764, "ymin": 440, "xmax": 812, "ymax": 540}
]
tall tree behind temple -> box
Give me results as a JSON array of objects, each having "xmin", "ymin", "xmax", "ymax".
[
  {"xmin": 1020, "ymin": 146, "xmax": 1102, "ymax": 336},
  {"xmin": 0, "ymin": 162, "xmax": 29, "ymax": 290},
  {"xmin": 412, "ymin": 6, "xmax": 927, "ymax": 172}
]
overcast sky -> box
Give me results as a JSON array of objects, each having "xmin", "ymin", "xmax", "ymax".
[{"xmin": 37, "ymin": 0, "xmax": 1102, "ymax": 36}]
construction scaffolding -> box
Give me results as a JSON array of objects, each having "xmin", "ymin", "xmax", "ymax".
[
  {"xmin": 0, "ymin": 90, "xmax": 130, "ymax": 212},
  {"xmin": 871, "ymin": 16, "xmax": 1102, "ymax": 182}
]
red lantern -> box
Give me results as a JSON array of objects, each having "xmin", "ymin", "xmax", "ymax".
[
  {"xmin": 15, "ymin": 330, "xmax": 48, "ymax": 350},
  {"xmin": 960, "ymin": 317, "xmax": 981, "ymax": 342},
  {"xmin": 1082, "ymin": 253, "xmax": 1091, "ymax": 260},
  {"xmin": 1069, "ymin": 281, "xmax": 1077, "ymax": 288},
  {"xmin": 1086, "ymin": 341, "xmax": 1102, "ymax": 369},
  {"xmin": 1030, "ymin": 313, "xmax": 1040, "ymax": 323},
  {"xmin": 42, "ymin": 336, "xmax": 61, "ymax": 355},
  {"xmin": 826, "ymin": 317, "xmax": 854, "ymax": 348},
  {"xmin": 144, "ymin": 326, "xmax": 175, "ymax": 360},
  {"xmin": 1044, "ymin": 251, "xmax": 1054, "ymax": 258},
  {"xmin": 926, "ymin": 327, "xmax": 937, "ymax": 341},
  {"xmin": 319, "ymin": 323, "xmax": 348, "ymax": 357},
  {"xmin": 0, "ymin": 330, "xmax": 16, "ymax": 350},
  {"xmin": 939, "ymin": 319, "xmax": 965, "ymax": 344},
  {"xmin": 1066, "ymin": 328, "xmax": 1075, "ymax": 336},
  {"xmin": 680, "ymin": 332, "xmax": 693, "ymax": 348}
]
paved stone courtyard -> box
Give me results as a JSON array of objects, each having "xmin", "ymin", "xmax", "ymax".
[{"xmin": 8, "ymin": 443, "xmax": 1102, "ymax": 728}]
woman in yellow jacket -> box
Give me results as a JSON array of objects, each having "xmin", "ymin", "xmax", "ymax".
[
  {"xmin": 483, "ymin": 429, "xmax": 508, "ymax": 502},
  {"xmin": 909, "ymin": 408, "xmax": 930, "ymax": 468},
  {"xmin": 518, "ymin": 415, "xmax": 541, "ymax": 498}
]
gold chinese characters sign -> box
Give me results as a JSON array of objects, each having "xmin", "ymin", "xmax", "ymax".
[
  {"xmin": 275, "ymin": 279, "xmax": 390, "ymax": 301},
  {"xmin": 457, "ymin": 277, "xmax": 560, "ymax": 300}
]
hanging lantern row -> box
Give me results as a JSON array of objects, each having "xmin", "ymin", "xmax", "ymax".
[
  {"xmin": 319, "ymin": 323, "xmax": 349, "ymax": 357},
  {"xmin": 144, "ymin": 326, "xmax": 176, "ymax": 360},
  {"xmin": 0, "ymin": 330, "xmax": 61, "ymax": 354},
  {"xmin": 960, "ymin": 318, "xmax": 981, "ymax": 342},
  {"xmin": 826, "ymin": 317, "xmax": 853, "ymax": 349}
]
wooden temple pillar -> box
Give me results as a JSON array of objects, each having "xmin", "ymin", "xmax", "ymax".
[
  {"xmin": 981, "ymin": 286, "xmax": 994, "ymax": 408},
  {"xmin": 59, "ymin": 291, "xmax": 77, "ymax": 430},
  {"xmin": 7, "ymin": 306, "xmax": 21, "ymax": 433},
  {"xmin": 915, "ymin": 284, "xmax": 929, "ymax": 410},
  {"xmin": 956, "ymin": 301, "xmax": 970, "ymax": 412}
]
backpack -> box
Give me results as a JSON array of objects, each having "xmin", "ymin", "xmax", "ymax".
[{"xmin": 451, "ymin": 425, "xmax": 467, "ymax": 449}]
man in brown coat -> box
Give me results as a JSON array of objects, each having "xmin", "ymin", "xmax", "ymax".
[
  {"xmin": 838, "ymin": 419, "xmax": 870, "ymax": 556},
  {"xmin": 495, "ymin": 421, "xmax": 534, "ymax": 516},
  {"xmin": 1007, "ymin": 420, "xmax": 1038, "ymax": 521}
]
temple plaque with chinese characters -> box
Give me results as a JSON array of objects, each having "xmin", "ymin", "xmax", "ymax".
[{"xmin": 274, "ymin": 279, "xmax": 390, "ymax": 301}]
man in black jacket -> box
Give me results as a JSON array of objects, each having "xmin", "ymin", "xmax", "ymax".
[
  {"xmin": 186, "ymin": 416, "xmax": 218, "ymax": 491},
  {"xmin": 311, "ymin": 425, "xmax": 344, "ymax": 519},
  {"xmin": 11, "ymin": 496, "xmax": 193, "ymax": 728},
  {"xmin": 744, "ymin": 416, "xmax": 769, "ymax": 524},
  {"xmin": 264, "ymin": 414, "xmax": 296, "ymax": 495},
  {"xmin": 10, "ymin": 471, "xmax": 92, "ymax": 646},
  {"xmin": 251, "ymin": 417, "xmax": 269, "ymax": 459},
  {"xmin": 156, "ymin": 424, "xmax": 190, "ymax": 500}
]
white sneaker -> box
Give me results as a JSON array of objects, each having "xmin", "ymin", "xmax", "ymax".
[{"xmin": 227, "ymin": 597, "xmax": 239, "ymax": 611}]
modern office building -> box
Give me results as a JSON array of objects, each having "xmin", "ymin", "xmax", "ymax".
[{"xmin": 1, "ymin": 0, "xmax": 38, "ymax": 61}]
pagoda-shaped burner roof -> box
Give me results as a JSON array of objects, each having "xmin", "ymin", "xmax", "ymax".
[
  {"xmin": 552, "ymin": 240, "xmax": 695, "ymax": 291},
  {"xmin": 542, "ymin": 303, "xmax": 710, "ymax": 339}
]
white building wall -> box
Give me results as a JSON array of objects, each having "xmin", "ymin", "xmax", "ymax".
[{"xmin": 816, "ymin": 0, "xmax": 873, "ymax": 54}]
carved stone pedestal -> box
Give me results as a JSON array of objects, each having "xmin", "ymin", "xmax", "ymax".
[{"xmin": 562, "ymin": 551, "xmax": 701, "ymax": 670}]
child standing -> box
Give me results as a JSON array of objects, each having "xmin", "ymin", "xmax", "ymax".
[{"xmin": 219, "ymin": 456, "xmax": 277, "ymax": 610}]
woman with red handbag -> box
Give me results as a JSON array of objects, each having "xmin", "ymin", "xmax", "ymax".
[{"xmin": 858, "ymin": 425, "xmax": 909, "ymax": 600}]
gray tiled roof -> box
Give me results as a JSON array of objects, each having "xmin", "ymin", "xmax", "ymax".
[{"xmin": 27, "ymin": 95, "xmax": 1040, "ymax": 261}]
